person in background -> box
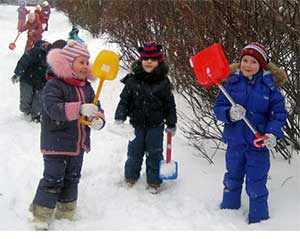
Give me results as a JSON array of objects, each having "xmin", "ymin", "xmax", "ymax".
[
  {"xmin": 17, "ymin": 0, "xmax": 30, "ymax": 32},
  {"xmin": 29, "ymin": 40, "xmax": 105, "ymax": 230},
  {"xmin": 11, "ymin": 39, "xmax": 67, "ymax": 122},
  {"xmin": 19, "ymin": 12, "xmax": 43, "ymax": 52},
  {"xmin": 114, "ymin": 41, "xmax": 177, "ymax": 194},
  {"xmin": 214, "ymin": 42, "xmax": 288, "ymax": 224},
  {"xmin": 34, "ymin": 4, "xmax": 47, "ymax": 31},
  {"xmin": 41, "ymin": 1, "xmax": 51, "ymax": 31}
]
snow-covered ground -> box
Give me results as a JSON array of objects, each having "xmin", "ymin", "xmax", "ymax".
[{"xmin": 0, "ymin": 5, "xmax": 299, "ymax": 235}]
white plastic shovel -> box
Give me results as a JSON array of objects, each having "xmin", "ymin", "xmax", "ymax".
[{"xmin": 159, "ymin": 133, "xmax": 178, "ymax": 180}]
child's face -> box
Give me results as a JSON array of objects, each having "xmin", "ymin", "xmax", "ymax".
[
  {"xmin": 240, "ymin": 55, "xmax": 260, "ymax": 77},
  {"xmin": 72, "ymin": 56, "xmax": 89, "ymax": 80},
  {"xmin": 141, "ymin": 59, "xmax": 159, "ymax": 73}
]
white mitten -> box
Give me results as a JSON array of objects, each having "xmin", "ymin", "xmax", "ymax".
[
  {"xmin": 229, "ymin": 104, "xmax": 246, "ymax": 122},
  {"xmin": 91, "ymin": 118, "xmax": 105, "ymax": 130},
  {"xmin": 80, "ymin": 104, "xmax": 98, "ymax": 117},
  {"xmin": 264, "ymin": 133, "xmax": 277, "ymax": 149}
]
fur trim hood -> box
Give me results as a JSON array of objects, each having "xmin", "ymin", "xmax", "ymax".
[
  {"xmin": 46, "ymin": 48, "xmax": 96, "ymax": 81},
  {"xmin": 229, "ymin": 62, "xmax": 287, "ymax": 87}
]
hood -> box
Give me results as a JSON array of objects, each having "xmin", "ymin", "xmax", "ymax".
[
  {"xmin": 46, "ymin": 48, "xmax": 96, "ymax": 81},
  {"xmin": 228, "ymin": 62, "xmax": 287, "ymax": 87}
]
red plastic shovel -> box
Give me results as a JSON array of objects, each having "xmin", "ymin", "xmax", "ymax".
[
  {"xmin": 9, "ymin": 32, "xmax": 21, "ymax": 50},
  {"xmin": 159, "ymin": 133, "xmax": 178, "ymax": 180},
  {"xmin": 190, "ymin": 43, "xmax": 268, "ymax": 148}
]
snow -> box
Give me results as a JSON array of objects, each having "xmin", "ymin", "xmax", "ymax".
[{"xmin": 0, "ymin": 4, "xmax": 299, "ymax": 236}]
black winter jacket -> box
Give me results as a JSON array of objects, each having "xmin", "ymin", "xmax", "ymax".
[
  {"xmin": 115, "ymin": 61, "xmax": 177, "ymax": 128},
  {"xmin": 13, "ymin": 40, "xmax": 48, "ymax": 89}
]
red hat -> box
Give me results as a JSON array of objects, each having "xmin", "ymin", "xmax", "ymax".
[
  {"xmin": 240, "ymin": 42, "xmax": 269, "ymax": 68},
  {"xmin": 138, "ymin": 41, "xmax": 164, "ymax": 63}
]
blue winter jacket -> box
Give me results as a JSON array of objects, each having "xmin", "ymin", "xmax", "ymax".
[{"xmin": 214, "ymin": 70, "xmax": 287, "ymax": 147}]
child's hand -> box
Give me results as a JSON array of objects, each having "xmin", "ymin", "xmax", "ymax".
[
  {"xmin": 80, "ymin": 103, "xmax": 98, "ymax": 117},
  {"xmin": 114, "ymin": 120, "xmax": 124, "ymax": 125},
  {"xmin": 264, "ymin": 133, "xmax": 277, "ymax": 149},
  {"xmin": 11, "ymin": 74, "xmax": 20, "ymax": 84},
  {"xmin": 91, "ymin": 118, "xmax": 105, "ymax": 130},
  {"xmin": 229, "ymin": 104, "xmax": 246, "ymax": 122},
  {"xmin": 165, "ymin": 126, "xmax": 177, "ymax": 136}
]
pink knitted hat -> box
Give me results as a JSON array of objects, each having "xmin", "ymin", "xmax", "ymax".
[{"xmin": 61, "ymin": 40, "xmax": 90, "ymax": 65}]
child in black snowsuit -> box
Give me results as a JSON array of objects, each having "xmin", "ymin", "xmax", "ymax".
[
  {"xmin": 114, "ymin": 42, "xmax": 177, "ymax": 193},
  {"xmin": 11, "ymin": 39, "xmax": 67, "ymax": 122}
]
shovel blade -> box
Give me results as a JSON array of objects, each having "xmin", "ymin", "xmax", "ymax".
[
  {"xmin": 9, "ymin": 43, "xmax": 16, "ymax": 50},
  {"xmin": 159, "ymin": 160, "xmax": 178, "ymax": 180},
  {"xmin": 190, "ymin": 43, "xmax": 230, "ymax": 87},
  {"xmin": 92, "ymin": 50, "xmax": 119, "ymax": 80}
]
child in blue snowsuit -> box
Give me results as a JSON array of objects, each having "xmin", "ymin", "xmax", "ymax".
[
  {"xmin": 114, "ymin": 42, "xmax": 177, "ymax": 192},
  {"xmin": 214, "ymin": 42, "xmax": 288, "ymax": 224},
  {"xmin": 30, "ymin": 40, "xmax": 105, "ymax": 230}
]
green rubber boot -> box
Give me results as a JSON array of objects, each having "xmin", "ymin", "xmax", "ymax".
[
  {"xmin": 30, "ymin": 204, "xmax": 54, "ymax": 231},
  {"xmin": 55, "ymin": 201, "xmax": 77, "ymax": 220}
]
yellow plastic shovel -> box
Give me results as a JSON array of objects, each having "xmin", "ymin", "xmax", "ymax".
[{"xmin": 80, "ymin": 50, "xmax": 119, "ymax": 126}]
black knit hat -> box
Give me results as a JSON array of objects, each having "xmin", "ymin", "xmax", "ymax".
[{"xmin": 138, "ymin": 41, "xmax": 164, "ymax": 63}]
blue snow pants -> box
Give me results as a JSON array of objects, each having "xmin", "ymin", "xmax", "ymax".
[
  {"xmin": 220, "ymin": 145, "xmax": 270, "ymax": 224},
  {"xmin": 32, "ymin": 150, "xmax": 84, "ymax": 209},
  {"xmin": 125, "ymin": 126, "xmax": 164, "ymax": 185}
]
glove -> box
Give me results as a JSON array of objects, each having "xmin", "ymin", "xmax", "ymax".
[
  {"xmin": 229, "ymin": 104, "xmax": 246, "ymax": 122},
  {"xmin": 11, "ymin": 74, "xmax": 20, "ymax": 84},
  {"xmin": 165, "ymin": 126, "xmax": 177, "ymax": 136},
  {"xmin": 80, "ymin": 103, "xmax": 98, "ymax": 117},
  {"xmin": 91, "ymin": 117, "xmax": 105, "ymax": 130},
  {"xmin": 114, "ymin": 120, "xmax": 124, "ymax": 125},
  {"xmin": 264, "ymin": 133, "xmax": 277, "ymax": 149}
]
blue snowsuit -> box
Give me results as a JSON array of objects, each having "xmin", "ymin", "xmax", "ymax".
[{"xmin": 214, "ymin": 70, "xmax": 287, "ymax": 223}]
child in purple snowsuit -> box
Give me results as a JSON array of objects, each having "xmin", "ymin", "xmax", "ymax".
[
  {"xmin": 30, "ymin": 40, "xmax": 105, "ymax": 230},
  {"xmin": 214, "ymin": 42, "xmax": 288, "ymax": 224}
]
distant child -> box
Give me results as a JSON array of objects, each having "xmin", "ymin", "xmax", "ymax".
[
  {"xmin": 11, "ymin": 39, "xmax": 67, "ymax": 122},
  {"xmin": 30, "ymin": 40, "xmax": 106, "ymax": 230},
  {"xmin": 17, "ymin": 0, "xmax": 29, "ymax": 32},
  {"xmin": 34, "ymin": 4, "xmax": 47, "ymax": 31},
  {"xmin": 19, "ymin": 12, "xmax": 43, "ymax": 52},
  {"xmin": 114, "ymin": 42, "xmax": 177, "ymax": 193},
  {"xmin": 41, "ymin": 1, "xmax": 51, "ymax": 31},
  {"xmin": 213, "ymin": 42, "xmax": 288, "ymax": 224}
]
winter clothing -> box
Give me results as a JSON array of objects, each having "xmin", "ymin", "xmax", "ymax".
[
  {"xmin": 41, "ymin": 2, "xmax": 51, "ymax": 31},
  {"xmin": 31, "ymin": 40, "xmax": 105, "ymax": 224},
  {"xmin": 62, "ymin": 40, "xmax": 90, "ymax": 65},
  {"xmin": 214, "ymin": 60, "xmax": 288, "ymax": 224},
  {"xmin": 115, "ymin": 61, "xmax": 176, "ymax": 128},
  {"xmin": 55, "ymin": 201, "xmax": 77, "ymax": 220},
  {"xmin": 19, "ymin": 13, "xmax": 43, "ymax": 52},
  {"xmin": 138, "ymin": 41, "xmax": 164, "ymax": 63},
  {"xmin": 115, "ymin": 58, "xmax": 177, "ymax": 186},
  {"xmin": 17, "ymin": 5, "xmax": 29, "ymax": 31},
  {"xmin": 13, "ymin": 40, "xmax": 54, "ymax": 119},
  {"xmin": 165, "ymin": 125, "xmax": 177, "ymax": 136},
  {"xmin": 240, "ymin": 42, "xmax": 269, "ymax": 69},
  {"xmin": 30, "ymin": 204, "xmax": 54, "ymax": 230}
]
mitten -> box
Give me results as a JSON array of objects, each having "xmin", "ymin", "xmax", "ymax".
[
  {"xmin": 91, "ymin": 117, "xmax": 105, "ymax": 130},
  {"xmin": 165, "ymin": 126, "xmax": 177, "ymax": 136},
  {"xmin": 229, "ymin": 104, "xmax": 246, "ymax": 122},
  {"xmin": 114, "ymin": 120, "xmax": 124, "ymax": 125},
  {"xmin": 264, "ymin": 133, "xmax": 277, "ymax": 149},
  {"xmin": 80, "ymin": 103, "xmax": 98, "ymax": 117},
  {"xmin": 11, "ymin": 74, "xmax": 20, "ymax": 84}
]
